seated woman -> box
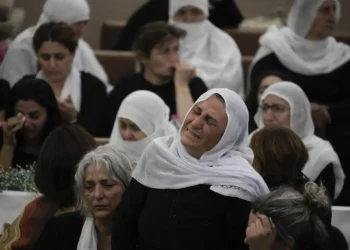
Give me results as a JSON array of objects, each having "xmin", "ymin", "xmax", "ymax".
[
  {"xmin": 112, "ymin": 89, "xmax": 269, "ymax": 250},
  {"xmin": 110, "ymin": 90, "xmax": 176, "ymax": 166},
  {"xmin": 0, "ymin": 124, "xmax": 96, "ymax": 249},
  {"xmin": 27, "ymin": 22, "xmax": 108, "ymax": 137},
  {"xmin": 35, "ymin": 145, "xmax": 133, "ymax": 250},
  {"xmin": 252, "ymin": 81, "xmax": 345, "ymax": 201},
  {"xmin": 248, "ymin": 0, "xmax": 350, "ymax": 199},
  {"xmin": 246, "ymin": 70, "xmax": 290, "ymax": 132},
  {"xmin": 169, "ymin": 0, "xmax": 244, "ymax": 94},
  {"xmin": 0, "ymin": 78, "xmax": 62, "ymax": 170},
  {"xmin": 107, "ymin": 21, "xmax": 208, "ymax": 132},
  {"xmin": 245, "ymin": 182, "xmax": 331, "ymax": 250},
  {"xmin": 0, "ymin": 0, "xmax": 109, "ymax": 87},
  {"xmin": 115, "ymin": 0, "xmax": 244, "ymax": 51},
  {"xmin": 0, "ymin": 79, "xmax": 10, "ymax": 121}
]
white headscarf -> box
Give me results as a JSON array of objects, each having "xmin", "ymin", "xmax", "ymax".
[
  {"xmin": 0, "ymin": 0, "xmax": 110, "ymax": 91},
  {"xmin": 169, "ymin": 0, "xmax": 244, "ymax": 96},
  {"xmin": 133, "ymin": 88, "xmax": 269, "ymax": 202},
  {"xmin": 248, "ymin": 0, "xmax": 350, "ymax": 90},
  {"xmin": 253, "ymin": 81, "xmax": 345, "ymax": 198},
  {"xmin": 109, "ymin": 91, "xmax": 177, "ymax": 166},
  {"xmin": 36, "ymin": 66, "xmax": 82, "ymax": 112}
]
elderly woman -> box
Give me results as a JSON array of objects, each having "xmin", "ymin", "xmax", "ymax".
[
  {"xmin": 34, "ymin": 145, "xmax": 133, "ymax": 250},
  {"xmin": 0, "ymin": 125, "xmax": 96, "ymax": 249},
  {"xmin": 112, "ymin": 88, "xmax": 269, "ymax": 250},
  {"xmin": 22, "ymin": 22, "xmax": 108, "ymax": 137},
  {"xmin": 251, "ymin": 81, "xmax": 345, "ymax": 201},
  {"xmin": 245, "ymin": 182, "xmax": 331, "ymax": 250},
  {"xmin": 0, "ymin": 78, "xmax": 62, "ymax": 170},
  {"xmin": 248, "ymin": 0, "xmax": 350, "ymax": 196},
  {"xmin": 169, "ymin": 0, "xmax": 244, "ymax": 94},
  {"xmin": 0, "ymin": 0, "xmax": 109, "ymax": 88},
  {"xmin": 109, "ymin": 90, "xmax": 176, "ymax": 166}
]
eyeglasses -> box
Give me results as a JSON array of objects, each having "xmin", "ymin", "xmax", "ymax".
[{"xmin": 259, "ymin": 104, "xmax": 290, "ymax": 113}]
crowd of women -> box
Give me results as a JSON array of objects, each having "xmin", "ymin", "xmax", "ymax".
[{"xmin": 0, "ymin": 0, "xmax": 350, "ymax": 249}]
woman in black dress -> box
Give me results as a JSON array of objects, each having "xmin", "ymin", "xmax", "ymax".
[
  {"xmin": 112, "ymin": 88, "xmax": 269, "ymax": 250},
  {"xmin": 28, "ymin": 22, "xmax": 109, "ymax": 137}
]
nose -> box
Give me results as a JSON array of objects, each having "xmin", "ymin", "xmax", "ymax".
[
  {"xmin": 93, "ymin": 185, "xmax": 104, "ymax": 199},
  {"xmin": 263, "ymin": 109, "xmax": 275, "ymax": 122},
  {"xmin": 169, "ymin": 51, "xmax": 180, "ymax": 64},
  {"xmin": 22, "ymin": 118, "xmax": 32, "ymax": 129},
  {"xmin": 48, "ymin": 57, "xmax": 56, "ymax": 68},
  {"xmin": 183, "ymin": 12, "xmax": 194, "ymax": 23},
  {"xmin": 122, "ymin": 128, "xmax": 134, "ymax": 141},
  {"xmin": 191, "ymin": 116, "xmax": 204, "ymax": 130}
]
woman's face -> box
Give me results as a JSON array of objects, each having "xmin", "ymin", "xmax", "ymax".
[
  {"xmin": 15, "ymin": 99, "xmax": 48, "ymax": 140},
  {"xmin": 119, "ymin": 118, "xmax": 146, "ymax": 141},
  {"xmin": 261, "ymin": 95, "xmax": 291, "ymax": 129},
  {"xmin": 37, "ymin": 41, "xmax": 74, "ymax": 83},
  {"xmin": 173, "ymin": 5, "xmax": 206, "ymax": 23},
  {"xmin": 181, "ymin": 95, "xmax": 228, "ymax": 159},
  {"xmin": 141, "ymin": 38, "xmax": 180, "ymax": 80},
  {"xmin": 306, "ymin": 0, "xmax": 337, "ymax": 40},
  {"xmin": 84, "ymin": 165, "xmax": 125, "ymax": 221},
  {"xmin": 71, "ymin": 20, "xmax": 88, "ymax": 38},
  {"xmin": 257, "ymin": 75, "xmax": 282, "ymax": 104}
]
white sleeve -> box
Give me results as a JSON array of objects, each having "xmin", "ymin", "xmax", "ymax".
[
  {"xmin": 0, "ymin": 44, "xmax": 37, "ymax": 87},
  {"xmin": 76, "ymin": 40, "xmax": 113, "ymax": 92}
]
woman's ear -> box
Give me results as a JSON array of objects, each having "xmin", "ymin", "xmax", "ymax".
[{"xmin": 136, "ymin": 50, "xmax": 148, "ymax": 66}]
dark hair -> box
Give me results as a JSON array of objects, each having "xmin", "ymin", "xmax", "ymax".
[
  {"xmin": 33, "ymin": 22, "xmax": 78, "ymax": 54},
  {"xmin": 250, "ymin": 126, "xmax": 308, "ymax": 191},
  {"xmin": 6, "ymin": 78, "xmax": 62, "ymax": 144},
  {"xmin": 251, "ymin": 183, "xmax": 330, "ymax": 250},
  {"xmin": 35, "ymin": 124, "xmax": 96, "ymax": 209},
  {"xmin": 133, "ymin": 21, "xmax": 186, "ymax": 56},
  {"xmin": 246, "ymin": 70, "xmax": 290, "ymax": 132}
]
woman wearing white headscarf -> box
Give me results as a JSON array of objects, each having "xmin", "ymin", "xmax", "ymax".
[
  {"xmin": 251, "ymin": 81, "xmax": 345, "ymax": 201},
  {"xmin": 112, "ymin": 88, "xmax": 269, "ymax": 250},
  {"xmin": 109, "ymin": 90, "xmax": 177, "ymax": 166},
  {"xmin": 0, "ymin": 0, "xmax": 110, "ymax": 90},
  {"xmin": 168, "ymin": 0, "xmax": 244, "ymax": 96},
  {"xmin": 247, "ymin": 0, "xmax": 350, "ymax": 204}
]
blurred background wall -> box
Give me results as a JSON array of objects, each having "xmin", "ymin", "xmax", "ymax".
[{"xmin": 14, "ymin": 0, "xmax": 350, "ymax": 49}]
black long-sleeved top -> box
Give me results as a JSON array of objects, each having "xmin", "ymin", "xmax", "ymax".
[
  {"xmin": 24, "ymin": 73, "xmax": 109, "ymax": 137},
  {"xmin": 0, "ymin": 79, "xmax": 10, "ymax": 111},
  {"xmin": 106, "ymin": 72, "xmax": 207, "ymax": 134},
  {"xmin": 112, "ymin": 178, "xmax": 251, "ymax": 250},
  {"xmin": 115, "ymin": 0, "xmax": 244, "ymax": 51}
]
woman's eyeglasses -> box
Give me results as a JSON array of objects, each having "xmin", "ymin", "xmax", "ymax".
[{"xmin": 259, "ymin": 104, "xmax": 290, "ymax": 113}]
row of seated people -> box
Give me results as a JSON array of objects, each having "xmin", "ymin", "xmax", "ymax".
[
  {"xmin": 0, "ymin": 0, "xmax": 350, "ymax": 205},
  {"xmin": 0, "ymin": 89, "xmax": 348, "ymax": 249}
]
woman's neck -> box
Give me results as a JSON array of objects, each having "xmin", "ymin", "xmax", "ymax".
[
  {"xmin": 144, "ymin": 69, "xmax": 171, "ymax": 86},
  {"xmin": 21, "ymin": 135, "xmax": 42, "ymax": 154},
  {"xmin": 95, "ymin": 219, "xmax": 112, "ymax": 250}
]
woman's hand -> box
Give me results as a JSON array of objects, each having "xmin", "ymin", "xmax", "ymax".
[
  {"xmin": 57, "ymin": 95, "xmax": 77, "ymax": 123},
  {"xmin": 244, "ymin": 214, "xmax": 276, "ymax": 250},
  {"xmin": 175, "ymin": 63, "xmax": 196, "ymax": 86},
  {"xmin": 2, "ymin": 113, "xmax": 26, "ymax": 147},
  {"xmin": 311, "ymin": 103, "xmax": 330, "ymax": 138}
]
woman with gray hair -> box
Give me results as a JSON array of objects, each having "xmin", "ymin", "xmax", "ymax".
[
  {"xmin": 35, "ymin": 145, "xmax": 133, "ymax": 250},
  {"xmin": 245, "ymin": 182, "xmax": 331, "ymax": 250}
]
